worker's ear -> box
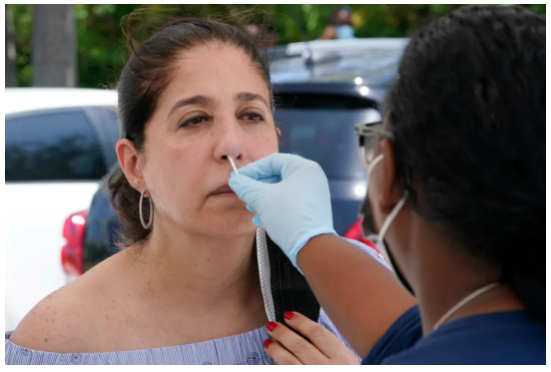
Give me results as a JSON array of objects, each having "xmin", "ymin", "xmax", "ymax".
[
  {"xmin": 116, "ymin": 139, "xmax": 146, "ymax": 193},
  {"xmin": 374, "ymin": 139, "xmax": 402, "ymax": 215}
]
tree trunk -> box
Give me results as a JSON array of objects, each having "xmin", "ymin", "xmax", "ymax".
[
  {"xmin": 32, "ymin": 4, "xmax": 77, "ymax": 87},
  {"xmin": 5, "ymin": 4, "xmax": 18, "ymax": 87}
]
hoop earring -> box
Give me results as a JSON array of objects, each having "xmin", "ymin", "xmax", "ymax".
[{"xmin": 139, "ymin": 190, "xmax": 153, "ymax": 229}]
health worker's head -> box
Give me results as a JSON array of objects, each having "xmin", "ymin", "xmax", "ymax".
[{"xmin": 362, "ymin": 6, "xmax": 545, "ymax": 322}]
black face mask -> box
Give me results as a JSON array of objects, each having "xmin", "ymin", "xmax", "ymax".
[
  {"xmin": 359, "ymin": 188, "xmax": 415, "ymax": 295},
  {"xmin": 256, "ymin": 229, "xmax": 320, "ymax": 323}
]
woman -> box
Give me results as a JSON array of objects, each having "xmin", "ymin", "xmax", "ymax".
[
  {"xmin": 230, "ymin": 6, "xmax": 545, "ymax": 364},
  {"xmin": 5, "ymin": 17, "xmax": 374, "ymax": 365}
]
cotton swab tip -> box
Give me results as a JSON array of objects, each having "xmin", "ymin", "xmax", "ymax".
[{"xmin": 228, "ymin": 156, "xmax": 239, "ymax": 175}]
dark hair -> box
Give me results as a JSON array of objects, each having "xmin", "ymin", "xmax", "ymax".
[
  {"xmin": 387, "ymin": 6, "xmax": 545, "ymax": 322},
  {"xmin": 108, "ymin": 14, "xmax": 273, "ymax": 247}
]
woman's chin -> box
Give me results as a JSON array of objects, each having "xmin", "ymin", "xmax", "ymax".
[
  {"xmin": 210, "ymin": 222, "xmax": 257, "ymax": 238},
  {"xmin": 177, "ymin": 200, "xmax": 256, "ymax": 237},
  {"xmin": 201, "ymin": 208, "xmax": 257, "ymax": 236},
  {"xmin": 206, "ymin": 195, "xmax": 250, "ymax": 212}
]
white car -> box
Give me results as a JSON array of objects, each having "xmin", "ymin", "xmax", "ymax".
[{"xmin": 5, "ymin": 88, "xmax": 119, "ymax": 331}]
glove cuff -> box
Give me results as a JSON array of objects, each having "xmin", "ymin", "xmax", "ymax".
[{"xmin": 290, "ymin": 228, "xmax": 338, "ymax": 274}]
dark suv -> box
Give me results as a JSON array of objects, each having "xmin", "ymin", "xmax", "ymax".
[{"xmin": 76, "ymin": 38, "xmax": 408, "ymax": 273}]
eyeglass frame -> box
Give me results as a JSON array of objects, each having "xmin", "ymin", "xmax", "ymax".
[
  {"xmin": 354, "ymin": 121, "xmax": 394, "ymax": 168},
  {"xmin": 354, "ymin": 120, "xmax": 417, "ymax": 203}
]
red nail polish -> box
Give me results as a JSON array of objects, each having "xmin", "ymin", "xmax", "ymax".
[
  {"xmin": 264, "ymin": 339, "xmax": 273, "ymax": 348},
  {"xmin": 267, "ymin": 321, "xmax": 278, "ymax": 332},
  {"xmin": 284, "ymin": 311, "xmax": 295, "ymax": 320}
]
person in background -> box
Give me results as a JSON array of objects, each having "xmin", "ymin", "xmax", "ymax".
[
  {"xmin": 319, "ymin": 6, "xmax": 356, "ymax": 40},
  {"xmin": 332, "ymin": 6, "xmax": 356, "ymax": 39}
]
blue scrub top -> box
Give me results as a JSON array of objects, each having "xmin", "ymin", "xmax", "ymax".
[{"xmin": 363, "ymin": 305, "xmax": 545, "ymax": 365}]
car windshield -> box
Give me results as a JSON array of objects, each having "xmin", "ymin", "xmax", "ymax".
[{"xmin": 275, "ymin": 106, "xmax": 381, "ymax": 179}]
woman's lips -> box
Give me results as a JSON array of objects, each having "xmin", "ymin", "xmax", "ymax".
[{"xmin": 211, "ymin": 185, "xmax": 237, "ymax": 196}]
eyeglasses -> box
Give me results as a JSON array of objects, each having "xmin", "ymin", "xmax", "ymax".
[{"xmin": 354, "ymin": 121, "xmax": 393, "ymax": 168}]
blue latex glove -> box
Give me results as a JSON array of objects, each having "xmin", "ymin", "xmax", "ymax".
[{"xmin": 228, "ymin": 153, "xmax": 337, "ymax": 268}]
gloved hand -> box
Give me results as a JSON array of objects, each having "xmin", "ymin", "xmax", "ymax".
[{"xmin": 228, "ymin": 153, "xmax": 337, "ymax": 269}]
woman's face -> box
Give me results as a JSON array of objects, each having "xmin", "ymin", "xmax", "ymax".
[
  {"xmin": 335, "ymin": 10, "xmax": 351, "ymax": 25},
  {"xmin": 122, "ymin": 43, "xmax": 278, "ymax": 237}
]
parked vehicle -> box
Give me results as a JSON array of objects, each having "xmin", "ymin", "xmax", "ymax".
[
  {"xmin": 5, "ymin": 88, "xmax": 119, "ymax": 330},
  {"xmin": 79, "ymin": 38, "xmax": 408, "ymax": 276}
]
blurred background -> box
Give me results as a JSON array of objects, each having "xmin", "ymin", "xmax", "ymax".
[
  {"xmin": 5, "ymin": 4, "xmax": 546, "ymax": 332},
  {"xmin": 5, "ymin": 4, "xmax": 545, "ymax": 88}
]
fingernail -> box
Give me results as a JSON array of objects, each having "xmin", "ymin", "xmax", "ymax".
[
  {"xmin": 284, "ymin": 311, "xmax": 295, "ymax": 320},
  {"xmin": 264, "ymin": 339, "xmax": 273, "ymax": 348},
  {"xmin": 267, "ymin": 321, "xmax": 278, "ymax": 332}
]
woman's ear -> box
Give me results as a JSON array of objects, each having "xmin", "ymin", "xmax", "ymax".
[
  {"xmin": 116, "ymin": 139, "xmax": 145, "ymax": 193},
  {"xmin": 376, "ymin": 138, "xmax": 402, "ymax": 214}
]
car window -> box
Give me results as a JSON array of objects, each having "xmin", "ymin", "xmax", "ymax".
[
  {"xmin": 6, "ymin": 110, "xmax": 107, "ymax": 182},
  {"xmin": 274, "ymin": 94, "xmax": 382, "ymax": 179}
]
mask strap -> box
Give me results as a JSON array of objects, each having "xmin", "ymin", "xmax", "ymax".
[
  {"xmin": 366, "ymin": 154, "xmax": 384, "ymax": 193},
  {"xmin": 367, "ymin": 154, "xmax": 384, "ymax": 178},
  {"xmin": 378, "ymin": 190, "xmax": 409, "ymax": 242},
  {"xmin": 367, "ymin": 153, "xmax": 409, "ymax": 241}
]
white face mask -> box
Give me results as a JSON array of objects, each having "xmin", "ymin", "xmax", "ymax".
[
  {"xmin": 335, "ymin": 25, "xmax": 355, "ymax": 39},
  {"xmin": 362, "ymin": 158, "xmax": 502, "ymax": 330},
  {"xmin": 362, "ymin": 154, "xmax": 413, "ymax": 293}
]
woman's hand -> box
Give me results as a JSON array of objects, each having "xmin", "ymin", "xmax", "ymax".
[{"xmin": 264, "ymin": 311, "xmax": 360, "ymax": 365}]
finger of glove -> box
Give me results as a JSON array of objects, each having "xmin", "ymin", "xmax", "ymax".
[
  {"xmin": 237, "ymin": 153, "xmax": 293, "ymax": 180},
  {"xmin": 228, "ymin": 174, "xmax": 268, "ymax": 210},
  {"xmin": 256, "ymin": 175, "xmax": 281, "ymax": 184},
  {"xmin": 252, "ymin": 215, "xmax": 264, "ymax": 227},
  {"xmin": 230, "ymin": 173, "xmax": 279, "ymax": 185}
]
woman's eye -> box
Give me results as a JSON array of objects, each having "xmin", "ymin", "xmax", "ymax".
[
  {"xmin": 179, "ymin": 115, "xmax": 208, "ymax": 128},
  {"xmin": 240, "ymin": 112, "xmax": 265, "ymax": 122}
]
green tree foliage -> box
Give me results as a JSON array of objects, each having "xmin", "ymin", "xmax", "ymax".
[{"xmin": 10, "ymin": 4, "xmax": 545, "ymax": 88}]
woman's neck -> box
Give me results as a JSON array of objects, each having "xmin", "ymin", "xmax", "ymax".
[{"xmin": 127, "ymin": 220, "xmax": 263, "ymax": 317}]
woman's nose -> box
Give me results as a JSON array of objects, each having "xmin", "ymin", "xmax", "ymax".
[
  {"xmin": 221, "ymin": 153, "xmax": 242, "ymax": 162},
  {"xmin": 214, "ymin": 122, "xmax": 245, "ymax": 163}
]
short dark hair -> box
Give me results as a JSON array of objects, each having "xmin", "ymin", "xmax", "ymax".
[
  {"xmin": 387, "ymin": 6, "xmax": 545, "ymax": 322},
  {"xmin": 108, "ymin": 14, "xmax": 272, "ymax": 247}
]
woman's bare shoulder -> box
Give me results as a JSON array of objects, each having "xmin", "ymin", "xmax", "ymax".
[{"xmin": 9, "ymin": 252, "xmax": 127, "ymax": 353}]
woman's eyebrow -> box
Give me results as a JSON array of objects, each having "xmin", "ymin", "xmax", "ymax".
[
  {"xmin": 235, "ymin": 92, "xmax": 269, "ymax": 107},
  {"xmin": 166, "ymin": 95, "xmax": 212, "ymax": 120}
]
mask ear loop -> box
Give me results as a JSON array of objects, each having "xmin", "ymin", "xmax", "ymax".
[
  {"xmin": 366, "ymin": 154, "xmax": 384, "ymax": 191},
  {"xmin": 378, "ymin": 190, "xmax": 409, "ymax": 242},
  {"xmin": 367, "ymin": 154, "xmax": 384, "ymax": 175},
  {"xmin": 367, "ymin": 153, "xmax": 409, "ymax": 242}
]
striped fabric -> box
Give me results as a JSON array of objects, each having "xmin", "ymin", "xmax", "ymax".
[
  {"xmin": 6, "ymin": 239, "xmax": 383, "ymax": 365},
  {"xmin": 5, "ymin": 309, "xmax": 359, "ymax": 365}
]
